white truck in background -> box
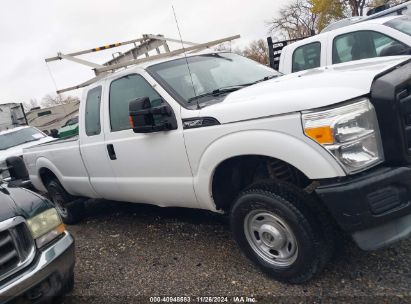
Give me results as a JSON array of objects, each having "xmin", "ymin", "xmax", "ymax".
[
  {"xmin": 20, "ymin": 50, "xmax": 411, "ymax": 284},
  {"xmin": 278, "ymin": 15, "xmax": 411, "ymax": 74},
  {"xmin": 277, "ymin": 15, "xmax": 411, "ymax": 74}
]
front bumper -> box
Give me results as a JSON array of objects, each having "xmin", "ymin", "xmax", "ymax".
[
  {"xmin": 0, "ymin": 231, "xmax": 75, "ymax": 303},
  {"xmin": 316, "ymin": 166, "xmax": 411, "ymax": 250}
]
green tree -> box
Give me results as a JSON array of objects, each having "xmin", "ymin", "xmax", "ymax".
[{"xmin": 310, "ymin": 0, "xmax": 345, "ymax": 32}]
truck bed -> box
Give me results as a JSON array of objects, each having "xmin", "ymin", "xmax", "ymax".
[{"xmin": 23, "ymin": 136, "xmax": 96, "ymax": 198}]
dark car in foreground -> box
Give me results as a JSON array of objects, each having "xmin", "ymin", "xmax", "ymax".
[{"xmin": 0, "ymin": 175, "xmax": 74, "ymax": 303}]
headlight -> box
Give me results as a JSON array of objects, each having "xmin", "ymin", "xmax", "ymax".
[
  {"xmin": 302, "ymin": 98, "xmax": 383, "ymax": 174},
  {"xmin": 27, "ymin": 208, "xmax": 65, "ymax": 248}
]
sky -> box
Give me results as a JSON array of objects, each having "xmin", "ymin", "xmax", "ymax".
[{"xmin": 0, "ymin": 0, "xmax": 290, "ymax": 106}]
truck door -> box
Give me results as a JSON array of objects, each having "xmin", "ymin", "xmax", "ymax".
[
  {"xmin": 79, "ymin": 84, "xmax": 118, "ymax": 200},
  {"xmin": 102, "ymin": 71, "xmax": 197, "ymax": 208}
]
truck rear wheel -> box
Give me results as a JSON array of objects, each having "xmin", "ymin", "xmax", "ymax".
[
  {"xmin": 46, "ymin": 180, "xmax": 85, "ymax": 225},
  {"xmin": 230, "ymin": 182, "xmax": 333, "ymax": 284}
]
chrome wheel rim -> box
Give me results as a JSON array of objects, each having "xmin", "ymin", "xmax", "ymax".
[
  {"xmin": 244, "ymin": 210, "xmax": 298, "ymax": 267},
  {"xmin": 50, "ymin": 191, "xmax": 68, "ymax": 218}
]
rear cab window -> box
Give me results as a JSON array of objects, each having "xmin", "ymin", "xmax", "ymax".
[
  {"xmin": 385, "ymin": 17, "xmax": 411, "ymax": 36},
  {"xmin": 85, "ymin": 86, "xmax": 102, "ymax": 136},
  {"xmin": 292, "ymin": 42, "xmax": 321, "ymax": 72},
  {"xmin": 332, "ymin": 30, "xmax": 409, "ymax": 64}
]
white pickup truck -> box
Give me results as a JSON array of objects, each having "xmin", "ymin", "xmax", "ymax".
[
  {"xmin": 278, "ymin": 15, "xmax": 411, "ymax": 74},
  {"xmin": 22, "ymin": 51, "xmax": 411, "ymax": 283}
]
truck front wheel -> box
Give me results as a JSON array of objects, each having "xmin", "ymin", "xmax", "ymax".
[
  {"xmin": 46, "ymin": 180, "xmax": 85, "ymax": 225},
  {"xmin": 230, "ymin": 182, "xmax": 333, "ymax": 284}
]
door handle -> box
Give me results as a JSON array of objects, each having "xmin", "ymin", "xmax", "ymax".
[{"xmin": 107, "ymin": 144, "xmax": 117, "ymax": 160}]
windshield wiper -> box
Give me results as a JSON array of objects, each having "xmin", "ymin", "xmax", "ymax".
[
  {"xmin": 187, "ymin": 75, "xmax": 281, "ymax": 104},
  {"xmin": 248, "ymin": 75, "xmax": 280, "ymax": 85},
  {"xmin": 188, "ymin": 85, "xmax": 246, "ymax": 103}
]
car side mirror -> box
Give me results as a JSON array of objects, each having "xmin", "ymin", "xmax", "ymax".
[
  {"xmin": 50, "ymin": 129, "xmax": 59, "ymax": 138},
  {"xmin": 129, "ymin": 97, "xmax": 177, "ymax": 133},
  {"xmin": 4, "ymin": 156, "xmax": 30, "ymax": 188}
]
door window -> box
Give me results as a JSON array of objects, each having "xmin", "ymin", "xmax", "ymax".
[
  {"xmin": 292, "ymin": 42, "xmax": 321, "ymax": 72},
  {"xmin": 85, "ymin": 86, "xmax": 102, "ymax": 136},
  {"xmin": 109, "ymin": 74, "xmax": 163, "ymax": 132},
  {"xmin": 333, "ymin": 30, "xmax": 408, "ymax": 64},
  {"xmin": 385, "ymin": 17, "xmax": 411, "ymax": 36}
]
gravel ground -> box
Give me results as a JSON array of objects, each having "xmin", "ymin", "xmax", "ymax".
[{"xmin": 61, "ymin": 199, "xmax": 411, "ymax": 304}]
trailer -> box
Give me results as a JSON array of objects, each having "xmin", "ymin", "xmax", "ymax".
[{"xmin": 0, "ymin": 103, "xmax": 27, "ymax": 131}]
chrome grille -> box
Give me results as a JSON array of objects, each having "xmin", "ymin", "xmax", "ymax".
[
  {"xmin": 0, "ymin": 230, "xmax": 19, "ymax": 273},
  {"xmin": 0, "ymin": 217, "xmax": 35, "ymax": 282}
]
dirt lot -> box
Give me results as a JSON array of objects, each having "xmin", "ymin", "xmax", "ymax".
[{"xmin": 62, "ymin": 199, "xmax": 411, "ymax": 303}]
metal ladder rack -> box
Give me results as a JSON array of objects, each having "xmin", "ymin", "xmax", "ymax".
[{"xmin": 45, "ymin": 34, "xmax": 240, "ymax": 94}]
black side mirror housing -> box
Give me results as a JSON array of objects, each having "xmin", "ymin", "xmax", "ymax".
[
  {"xmin": 50, "ymin": 129, "xmax": 59, "ymax": 138},
  {"xmin": 5, "ymin": 156, "xmax": 30, "ymax": 188},
  {"xmin": 129, "ymin": 97, "xmax": 177, "ymax": 133}
]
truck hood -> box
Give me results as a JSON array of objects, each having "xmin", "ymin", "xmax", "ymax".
[
  {"xmin": 0, "ymin": 136, "xmax": 56, "ymax": 163},
  {"xmin": 198, "ymin": 56, "xmax": 411, "ymax": 123},
  {"xmin": 0, "ymin": 185, "xmax": 53, "ymax": 222}
]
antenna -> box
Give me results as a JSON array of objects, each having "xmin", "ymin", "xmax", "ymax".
[{"xmin": 172, "ymin": 5, "xmax": 201, "ymax": 110}]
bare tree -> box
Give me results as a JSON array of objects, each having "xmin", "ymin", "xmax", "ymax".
[
  {"xmin": 345, "ymin": 0, "xmax": 369, "ymax": 16},
  {"xmin": 22, "ymin": 98, "xmax": 39, "ymax": 112},
  {"xmin": 242, "ymin": 40, "xmax": 269, "ymax": 65},
  {"xmin": 41, "ymin": 94, "xmax": 79, "ymax": 108},
  {"xmin": 214, "ymin": 42, "xmax": 243, "ymax": 55},
  {"xmin": 268, "ymin": 0, "xmax": 317, "ymax": 40},
  {"xmin": 368, "ymin": 0, "xmax": 404, "ymax": 7}
]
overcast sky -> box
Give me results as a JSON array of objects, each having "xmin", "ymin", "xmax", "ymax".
[{"xmin": 0, "ymin": 0, "xmax": 289, "ymax": 106}]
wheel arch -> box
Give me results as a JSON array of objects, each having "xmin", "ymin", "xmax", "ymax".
[
  {"xmin": 35, "ymin": 157, "xmax": 67, "ymax": 193},
  {"xmin": 193, "ymin": 130, "xmax": 344, "ymax": 211}
]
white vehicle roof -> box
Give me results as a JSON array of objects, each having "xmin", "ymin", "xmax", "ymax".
[{"xmin": 285, "ymin": 15, "xmax": 407, "ymax": 50}]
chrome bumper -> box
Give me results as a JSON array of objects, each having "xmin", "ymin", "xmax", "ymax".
[{"xmin": 0, "ymin": 231, "xmax": 75, "ymax": 302}]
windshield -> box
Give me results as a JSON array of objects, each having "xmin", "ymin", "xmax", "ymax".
[
  {"xmin": 147, "ymin": 53, "xmax": 280, "ymax": 107},
  {"xmin": 64, "ymin": 117, "xmax": 79, "ymax": 127},
  {"xmin": 385, "ymin": 17, "xmax": 411, "ymax": 36},
  {"xmin": 0, "ymin": 127, "xmax": 46, "ymax": 150}
]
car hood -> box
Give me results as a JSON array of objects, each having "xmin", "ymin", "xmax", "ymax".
[
  {"xmin": 0, "ymin": 185, "xmax": 53, "ymax": 222},
  {"xmin": 0, "ymin": 136, "xmax": 56, "ymax": 162},
  {"xmin": 198, "ymin": 56, "xmax": 411, "ymax": 123}
]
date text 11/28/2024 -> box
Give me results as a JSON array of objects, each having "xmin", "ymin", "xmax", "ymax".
[{"xmin": 149, "ymin": 296, "xmax": 257, "ymax": 303}]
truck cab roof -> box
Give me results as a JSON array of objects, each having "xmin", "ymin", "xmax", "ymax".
[
  {"xmin": 322, "ymin": 1, "xmax": 411, "ymax": 32},
  {"xmin": 286, "ymin": 15, "xmax": 405, "ymax": 50}
]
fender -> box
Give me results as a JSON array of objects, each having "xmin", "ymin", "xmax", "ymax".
[
  {"xmin": 34, "ymin": 157, "xmax": 98, "ymax": 198},
  {"xmin": 193, "ymin": 130, "xmax": 345, "ymax": 211}
]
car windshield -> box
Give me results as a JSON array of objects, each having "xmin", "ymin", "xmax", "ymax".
[
  {"xmin": 385, "ymin": 16, "xmax": 411, "ymax": 36},
  {"xmin": 147, "ymin": 53, "xmax": 281, "ymax": 108},
  {"xmin": 64, "ymin": 117, "xmax": 79, "ymax": 127},
  {"xmin": 0, "ymin": 127, "xmax": 46, "ymax": 150}
]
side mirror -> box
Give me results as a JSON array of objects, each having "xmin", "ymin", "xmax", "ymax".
[
  {"xmin": 50, "ymin": 129, "xmax": 59, "ymax": 138},
  {"xmin": 129, "ymin": 97, "xmax": 177, "ymax": 133},
  {"xmin": 4, "ymin": 156, "xmax": 30, "ymax": 188}
]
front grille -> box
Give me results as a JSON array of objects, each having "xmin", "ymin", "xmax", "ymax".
[
  {"xmin": 0, "ymin": 230, "xmax": 20, "ymax": 274},
  {"xmin": 370, "ymin": 60, "xmax": 411, "ymax": 165},
  {"xmin": 0, "ymin": 217, "xmax": 35, "ymax": 282},
  {"xmin": 399, "ymin": 86, "xmax": 411, "ymax": 152}
]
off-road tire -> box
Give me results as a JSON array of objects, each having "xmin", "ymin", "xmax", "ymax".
[{"xmin": 230, "ymin": 181, "xmax": 334, "ymax": 284}]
